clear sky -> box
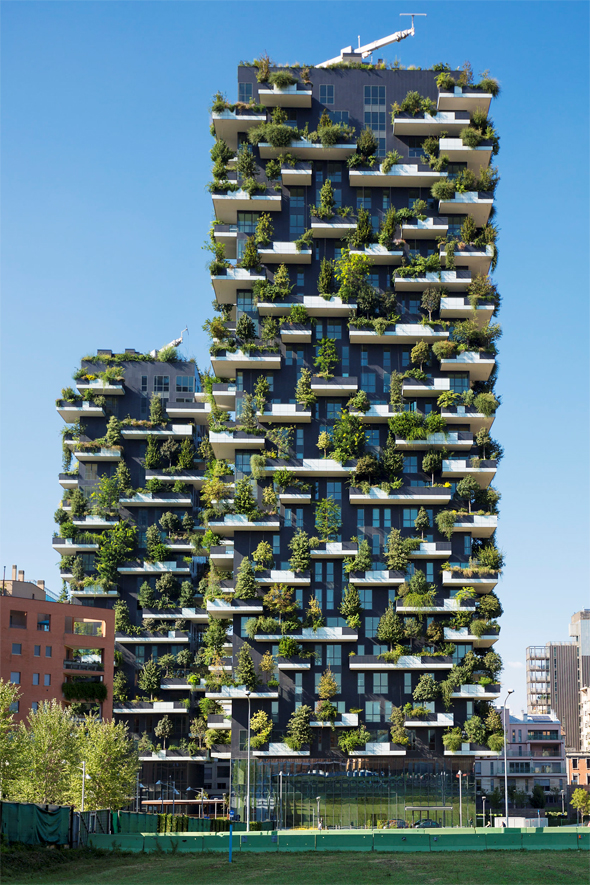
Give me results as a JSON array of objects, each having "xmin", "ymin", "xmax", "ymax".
[{"xmin": 2, "ymin": 1, "xmax": 588, "ymax": 715}]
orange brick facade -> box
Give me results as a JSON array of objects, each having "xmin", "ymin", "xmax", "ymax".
[
  {"xmin": 1, "ymin": 597, "xmax": 114, "ymax": 721},
  {"xmin": 568, "ymin": 753, "xmax": 590, "ymax": 787}
]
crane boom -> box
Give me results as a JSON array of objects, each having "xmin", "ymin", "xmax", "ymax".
[{"xmin": 316, "ymin": 15, "xmax": 425, "ymax": 68}]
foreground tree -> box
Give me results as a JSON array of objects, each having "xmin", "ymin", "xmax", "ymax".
[
  {"xmin": 11, "ymin": 701, "xmax": 79, "ymax": 805},
  {"xmin": 72, "ymin": 716, "xmax": 139, "ymax": 810}
]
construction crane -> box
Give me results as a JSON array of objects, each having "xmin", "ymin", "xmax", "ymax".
[
  {"xmin": 149, "ymin": 327, "xmax": 188, "ymax": 359},
  {"xmin": 316, "ymin": 14, "xmax": 426, "ymax": 68}
]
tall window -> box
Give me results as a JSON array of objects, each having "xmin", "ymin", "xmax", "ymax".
[
  {"xmin": 364, "ymin": 85, "xmax": 386, "ymax": 157},
  {"xmin": 365, "ymin": 701, "xmax": 381, "ymax": 722},
  {"xmin": 153, "ymin": 376, "xmax": 169, "ymax": 393},
  {"xmin": 373, "ymin": 673, "xmax": 388, "ymax": 694},
  {"xmin": 320, "ymin": 84, "xmax": 334, "ymax": 105},
  {"xmin": 237, "ymin": 211, "xmax": 259, "ymax": 233},
  {"xmin": 289, "ymin": 187, "xmax": 305, "ymax": 237},
  {"xmin": 238, "ymin": 82, "xmax": 253, "ymax": 104},
  {"xmin": 329, "ymin": 110, "xmax": 348, "ymax": 124},
  {"xmin": 449, "ymin": 373, "xmax": 470, "ymax": 394}
]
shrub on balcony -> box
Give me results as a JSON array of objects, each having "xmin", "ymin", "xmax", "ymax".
[
  {"xmin": 294, "ymin": 228, "xmax": 314, "ymax": 252},
  {"xmin": 338, "ymin": 724, "xmax": 371, "ymax": 754},
  {"xmin": 487, "ymin": 732, "xmax": 505, "ymax": 752},
  {"xmin": 284, "ymin": 705, "xmax": 313, "ymax": 750},
  {"xmin": 477, "ymin": 71, "xmax": 500, "ymax": 97},
  {"xmin": 474, "ymin": 543, "xmax": 504, "ymax": 571},
  {"xmin": 391, "ymin": 90, "xmax": 436, "ymax": 119},
  {"xmin": 249, "ymin": 710, "xmax": 273, "ymax": 748},
  {"xmin": 278, "ymin": 635, "xmax": 303, "ymax": 658},
  {"xmin": 235, "ymin": 557, "xmax": 258, "ymax": 600},
  {"xmin": 62, "ymin": 681, "xmax": 108, "ymax": 703},
  {"xmin": 268, "ymin": 70, "xmax": 297, "ymax": 89},
  {"xmin": 385, "ymin": 529, "xmax": 420, "ymax": 571},
  {"xmin": 381, "ymin": 150, "xmax": 403, "ymax": 174},
  {"xmin": 340, "ymin": 584, "xmax": 362, "ymax": 630},
  {"xmin": 442, "ymin": 727, "xmax": 463, "ymax": 751}
]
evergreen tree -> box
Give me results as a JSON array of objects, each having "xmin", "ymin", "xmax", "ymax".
[
  {"xmin": 203, "ymin": 618, "xmax": 230, "ymax": 655},
  {"xmin": 182, "ymin": 511, "xmax": 195, "ymax": 533},
  {"xmin": 69, "ymin": 489, "xmax": 88, "ymax": 518},
  {"xmin": 115, "ymin": 461, "xmax": 133, "ymax": 496},
  {"xmin": 340, "ymin": 584, "xmax": 362, "ymax": 630},
  {"xmin": 288, "ymin": 529, "xmax": 311, "ymax": 572},
  {"xmin": 295, "ymin": 368, "xmax": 316, "ymax": 408},
  {"xmin": 314, "ymin": 498, "xmax": 342, "ymax": 542},
  {"xmin": 178, "ymin": 581, "xmax": 196, "ymax": 606},
  {"xmin": 414, "ymin": 506, "xmax": 430, "ymax": 538},
  {"xmin": 138, "ymin": 660, "xmax": 161, "ymax": 700},
  {"xmin": 318, "ymin": 668, "xmax": 338, "ymax": 700},
  {"xmin": 235, "ymin": 643, "xmax": 258, "ymax": 691},
  {"xmin": 314, "ymin": 338, "xmax": 339, "ymax": 379},
  {"xmin": 385, "ymin": 529, "xmax": 419, "ymax": 571},
  {"xmin": 235, "ymin": 557, "xmax": 258, "ymax": 600},
  {"xmin": 317, "ymin": 258, "xmax": 335, "ymax": 296},
  {"xmin": 144, "ymin": 435, "xmax": 161, "ymax": 469},
  {"xmin": 252, "ymin": 540, "xmax": 274, "ymax": 571},
  {"xmin": 254, "ymin": 375, "xmax": 270, "ymax": 413},
  {"xmin": 234, "ymin": 477, "xmax": 257, "ymax": 515},
  {"xmin": 113, "ymin": 599, "xmax": 134, "ymax": 635},
  {"xmin": 137, "ymin": 581, "xmax": 156, "ymax": 609},
  {"xmin": 149, "ymin": 394, "xmax": 165, "ymax": 424},
  {"xmin": 352, "ymin": 539, "xmax": 372, "ymax": 572},
  {"xmin": 145, "ymin": 524, "xmax": 169, "ymax": 563},
  {"xmin": 105, "ymin": 416, "xmax": 122, "ymax": 446},
  {"xmin": 284, "ymin": 705, "xmax": 313, "ymax": 750},
  {"xmin": 376, "ymin": 603, "xmax": 405, "ymax": 650},
  {"xmin": 112, "ymin": 670, "xmax": 129, "ymax": 703},
  {"xmin": 240, "ymin": 237, "xmax": 260, "ymax": 272},
  {"xmin": 382, "ymin": 432, "xmax": 404, "ymax": 476},
  {"xmin": 413, "ymin": 674, "xmax": 440, "ymax": 703},
  {"xmin": 177, "ymin": 438, "xmax": 196, "ymax": 469},
  {"xmin": 389, "ymin": 706, "xmax": 410, "ymax": 746}
]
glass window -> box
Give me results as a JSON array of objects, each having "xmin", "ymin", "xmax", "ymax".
[
  {"xmin": 356, "ymin": 189, "xmax": 372, "ymax": 210},
  {"xmin": 9, "ymin": 610, "xmax": 26, "ymax": 629},
  {"xmin": 43, "ymin": 674, "xmax": 51, "ymax": 687},
  {"xmin": 326, "ymin": 321, "xmax": 342, "ymax": 339},
  {"xmin": 326, "ymin": 401, "xmax": 341, "ymax": 423},
  {"xmin": 358, "ymin": 588, "xmax": 372, "ymax": 608},
  {"xmin": 329, "ymin": 110, "xmax": 348, "ymax": 125},
  {"xmin": 373, "ymin": 673, "xmax": 388, "ymax": 694},
  {"xmin": 11, "ymin": 643, "xmax": 22, "ymax": 655},
  {"xmin": 357, "ymin": 673, "xmax": 365, "ymax": 694},
  {"xmin": 176, "ymin": 376, "xmax": 194, "ymax": 393},
  {"xmin": 326, "ymin": 481, "xmax": 342, "ymax": 501},
  {"xmin": 10, "ymin": 672, "xmax": 20, "ymax": 684},
  {"xmin": 449, "ymin": 373, "xmax": 470, "ymax": 394},
  {"xmin": 34, "ymin": 645, "xmax": 40, "ymax": 656},
  {"xmin": 365, "ymin": 617, "xmax": 380, "ymax": 638},
  {"xmin": 365, "ymin": 701, "xmax": 381, "ymax": 722},
  {"xmin": 141, "ymin": 375, "xmax": 148, "ymax": 392},
  {"xmin": 327, "ymin": 645, "xmax": 341, "ymax": 666},
  {"xmin": 320, "ymin": 84, "xmax": 334, "ymax": 105},
  {"xmin": 45, "ymin": 646, "xmax": 52, "ymax": 657},
  {"xmin": 237, "ymin": 211, "xmax": 259, "ymax": 233},
  {"xmin": 9, "ymin": 702, "xmax": 19, "ymax": 713},
  {"xmin": 296, "ymin": 428, "xmax": 304, "ymax": 458},
  {"xmin": 31, "ymin": 701, "xmax": 38, "ymax": 712},
  {"xmin": 33, "ymin": 673, "xmax": 40, "ymax": 685},
  {"xmin": 357, "ymin": 509, "xmax": 365, "ymax": 528},
  {"xmin": 153, "ymin": 376, "xmax": 169, "ymax": 393},
  {"xmin": 238, "ymin": 82, "xmax": 253, "ymax": 104},
  {"xmin": 235, "ymin": 453, "xmax": 252, "ymax": 475},
  {"xmin": 361, "ymin": 372, "xmax": 376, "ymax": 393},
  {"xmin": 404, "ymin": 456, "xmax": 418, "ymax": 474},
  {"xmin": 404, "ymin": 673, "xmax": 412, "ymax": 694},
  {"xmin": 366, "ymin": 428, "xmax": 380, "ymax": 447},
  {"xmin": 403, "ymin": 508, "xmax": 419, "ymax": 528}
]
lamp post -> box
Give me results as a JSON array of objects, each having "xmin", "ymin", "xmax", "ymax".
[
  {"xmin": 156, "ymin": 780, "xmax": 179, "ymax": 815},
  {"xmin": 316, "ymin": 796, "xmax": 321, "ymax": 830},
  {"xmin": 482, "ymin": 795, "xmax": 486, "ymax": 827},
  {"xmin": 279, "ymin": 772, "xmax": 283, "ymax": 830},
  {"xmin": 81, "ymin": 761, "xmax": 86, "ymax": 813},
  {"xmin": 503, "ymin": 689, "xmax": 514, "ymax": 827},
  {"xmin": 560, "ymin": 789, "xmax": 565, "ymax": 815},
  {"xmin": 245, "ymin": 689, "xmax": 251, "ymax": 833},
  {"xmin": 456, "ymin": 771, "xmax": 467, "ymax": 827}
]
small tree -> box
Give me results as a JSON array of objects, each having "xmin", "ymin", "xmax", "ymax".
[
  {"xmin": 259, "ymin": 650, "xmax": 276, "ymax": 683},
  {"xmin": 144, "ymin": 435, "xmax": 161, "ymax": 469},
  {"xmin": 460, "ymin": 215, "xmax": 477, "ymax": 244},
  {"xmin": 410, "ymin": 340, "xmax": 430, "ymax": 371},
  {"xmin": 138, "ymin": 660, "xmax": 161, "ymax": 701},
  {"xmin": 414, "ymin": 506, "xmax": 430, "ymax": 539},
  {"xmin": 317, "ymin": 431, "xmax": 332, "ymax": 458},
  {"xmin": 435, "ymin": 510, "xmax": 456, "ymax": 540},
  {"xmin": 413, "ymin": 674, "xmax": 440, "ymax": 703},
  {"xmin": 314, "ymin": 338, "xmax": 339, "ymax": 379},
  {"xmin": 149, "ymin": 394, "xmax": 165, "ymax": 424},
  {"xmin": 255, "ymin": 212, "xmax": 273, "ymax": 246},
  {"xmin": 234, "ymin": 477, "xmax": 257, "ymax": 516},
  {"xmin": 351, "ymin": 538, "xmax": 372, "ymax": 573},
  {"xmin": 456, "ymin": 476, "xmax": 480, "ymax": 513},
  {"xmin": 160, "ymin": 511, "xmax": 181, "ymax": 536},
  {"xmin": 237, "ymin": 393, "xmax": 258, "ymax": 433},
  {"xmin": 240, "ymin": 237, "xmax": 260, "ymax": 271},
  {"xmin": 254, "ymin": 375, "xmax": 270, "ymax": 413},
  {"xmin": 317, "ymin": 258, "xmax": 335, "ymax": 296},
  {"xmin": 315, "ymin": 498, "xmax": 342, "ymax": 542},
  {"xmin": 235, "ymin": 557, "xmax": 258, "ymax": 600},
  {"xmin": 253, "ymin": 540, "xmax": 273, "ymax": 571},
  {"xmin": 390, "ymin": 706, "xmax": 411, "ymax": 746},
  {"xmin": 263, "ymin": 584, "xmax": 298, "ymax": 625},
  {"xmin": 249, "ymin": 710, "xmax": 273, "ymax": 749},
  {"xmin": 421, "ymin": 287, "xmax": 441, "ymax": 321},
  {"xmin": 464, "ymin": 715, "xmax": 486, "ymax": 745},
  {"xmin": 318, "ymin": 668, "xmax": 338, "ymax": 700},
  {"xmin": 385, "ymin": 529, "xmax": 419, "ymax": 571},
  {"xmin": 161, "ymin": 439, "xmax": 179, "ymax": 467},
  {"xmin": 138, "ymin": 581, "xmax": 156, "ymax": 609},
  {"xmin": 105, "ymin": 416, "xmax": 122, "ymax": 445},
  {"xmin": 289, "ymin": 530, "xmax": 311, "ymax": 572},
  {"xmin": 189, "ymin": 716, "xmax": 208, "ymax": 749},
  {"xmin": 90, "ymin": 474, "xmax": 119, "ymax": 517},
  {"xmin": 570, "ymin": 788, "xmax": 590, "ymax": 822},
  {"xmin": 340, "ymin": 584, "xmax": 362, "ymax": 630},
  {"xmin": 284, "ymin": 705, "xmax": 313, "ymax": 750},
  {"xmin": 145, "ymin": 524, "xmax": 169, "ymax": 563},
  {"xmin": 112, "ymin": 670, "xmax": 129, "ymax": 703},
  {"xmin": 115, "ymin": 462, "xmax": 133, "ymax": 496},
  {"xmin": 235, "ymin": 642, "xmax": 258, "ymax": 691},
  {"xmin": 262, "ymin": 485, "xmax": 278, "ymax": 513},
  {"xmin": 422, "ymin": 449, "xmax": 443, "ymax": 485},
  {"xmin": 154, "ymin": 715, "xmax": 173, "ymax": 749},
  {"xmin": 236, "ymin": 313, "xmax": 256, "ymax": 340},
  {"xmin": 176, "ymin": 437, "xmax": 196, "ymax": 469},
  {"xmin": 376, "ymin": 603, "xmax": 405, "ymax": 650},
  {"xmin": 295, "ymin": 368, "xmax": 316, "ymax": 408},
  {"xmin": 304, "ymin": 596, "xmax": 325, "ymax": 632}
]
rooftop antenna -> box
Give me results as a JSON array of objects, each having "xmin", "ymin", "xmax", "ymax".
[{"xmin": 316, "ymin": 14, "xmax": 426, "ymax": 68}]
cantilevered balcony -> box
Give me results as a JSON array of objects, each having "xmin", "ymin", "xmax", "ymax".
[
  {"xmin": 349, "ymin": 570, "xmax": 406, "ymax": 586},
  {"xmin": 206, "ymin": 685, "xmax": 279, "ymax": 700},
  {"xmin": 440, "ymin": 296, "xmax": 495, "ymax": 327},
  {"xmin": 451, "ymin": 514, "xmax": 498, "ymax": 538},
  {"xmin": 56, "ymin": 400, "xmax": 105, "ymax": 422},
  {"xmin": 440, "ymin": 244, "xmax": 494, "ymax": 274},
  {"xmin": 75, "ymin": 379, "xmax": 124, "ymax": 395},
  {"xmin": 276, "ymin": 657, "xmax": 312, "ymax": 671},
  {"xmin": 210, "ymin": 543, "xmax": 235, "ymax": 568},
  {"xmin": 72, "ymin": 515, "xmax": 119, "ymax": 530},
  {"xmin": 393, "ymin": 431, "xmax": 473, "ymax": 451},
  {"xmin": 165, "ymin": 402, "xmax": 211, "ymax": 423},
  {"xmin": 450, "ymin": 683, "xmax": 502, "ymax": 700},
  {"xmin": 278, "ymin": 488, "xmax": 312, "ymax": 505},
  {"xmin": 195, "ymin": 382, "xmax": 236, "ymax": 410},
  {"xmin": 116, "ymin": 629, "xmax": 189, "ymax": 645},
  {"xmin": 394, "ymin": 269, "xmax": 472, "ymax": 292},
  {"xmin": 144, "ymin": 469, "xmax": 207, "ymax": 488},
  {"xmin": 439, "ymin": 351, "xmax": 495, "ymax": 381},
  {"xmin": 401, "ymin": 217, "xmax": 449, "ymax": 239},
  {"xmin": 257, "ymin": 403, "xmax": 311, "ymax": 423},
  {"xmin": 442, "ymin": 458, "xmax": 497, "ymax": 488},
  {"xmin": 280, "ymin": 323, "xmax": 312, "ymax": 343},
  {"xmin": 438, "ymin": 137, "xmax": 493, "ymax": 172},
  {"xmin": 349, "ymin": 655, "xmax": 453, "ymax": 671},
  {"xmin": 52, "ymin": 536, "xmax": 99, "ymax": 555},
  {"xmin": 72, "ymin": 446, "xmax": 122, "ymax": 462},
  {"xmin": 404, "ymin": 712, "xmax": 454, "ymax": 727},
  {"xmin": 209, "ymin": 430, "xmax": 265, "ymax": 459},
  {"xmin": 436, "ymin": 88, "xmax": 493, "ymax": 115},
  {"xmin": 58, "ymin": 473, "xmax": 79, "ymax": 489},
  {"xmin": 210, "ymin": 349, "xmax": 281, "ymax": 377},
  {"xmin": 437, "ymin": 191, "xmax": 494, "ymax": 226},
  {"xmin": 121, "ymin": 425, "xmax": 192, "ymax": 440},
  {"xmin": 311, "ymin": 541, "xmax": 358, "ymax": 559},
  {"xmin": 69, "ymin": 584, "xmax": 119, "ymax": 598},
  {"xmin": 396, "ymin": 594, "xmax": 473, "ymax": 614},
  {"xmin": 212, "ymin": 189, "xmax": 282, "ymax": 224},
  {"xmin": 118, "ymin": 559, "xmax": 191, "ymax": 576},
  {"xmin": 258, "ymin": 84, "xmax": 312, "ymax": 107},
  {"xmin": 440, "ymin": 406, "xmax": 494, "ymax": 433},
  {"xmin": 256, "ymin": 295, "xmax": 356, "ymax": 317},
  {"xmin": 254, "ymin": 626, "xmax": 358, "ymax": 643},
  {"xmin": 444, "ymin": 626, "xmax": 500, "ymax": 648},
  {"xmin": 355, "ymin": 743, "xmax": 407, "ymax": 757},
  {"xmin": 392, "ymin": 110, "xmax": 471, "ymax": 136},
  {"xmin": 258, "ymin": 139, "xmax": 356, "ymax": 161},
  {"xmin": 119, "ymin": 492, "xmax": 193, "ymax": 507},
  {"xmin": 206, "ymin": 599, "xmax": 264, "ymax": 619},
  {"xmin": 310, "ymin": 713, "xmax": 359, "ymax": 728},
  {"xmin": 311, "ymin": 375, "xmax": 358, "ymax": 396},
  {"xmin": 410, "ymin": 541, "xmax": 453, "ymax": 559},
  {"xmin": 264, "ymin": 458, "xmax": 353, "ymax": 478},
  {"xmin": 113, "ymin": 700, "xmax": 189, "ymax": 714},
  {"xmin": 255, "ymin": 569, "xmax": 311, "ymax": 586},
  {"xmin": 207, "ymin": 515, "xmax": 280, "ymax": 536},
  {"xmin": 213, "ymin": 223, "xmax": 238, "ymax": 257},
  {"xmin": 210, "ymin": 267, "xmax": 267, "ymax": 301},
  {"xmin": 442, "ymin": 569, "xmax": 499, "ymax": 592},
  {"xmin": 349, "ymin": 486, "xmax": 452, "ymax": 506},
  {"xmin": 211, "ymin": 110, "xmax": 267, "ymax": 150},
  {"xmin": 280, "ymin": 162, "xmax": 312, "ymax": 186},
  {"xmin": 349, "ymin": 244, "xmax": 404, "ymax": 264},
  {"xmin": 252, "ymin": 743, "xmax": 310, "ymax": 757},
  {"xmin": 444, "ymin": 743, "xmax": 500, "ymax": 757},
  {"xmin": 349, "ymin": 163, "xmax": 447, "ymax": 188},
  {"xmin": 258, "ymin": 242, "xmax": 312, "ymax": 264},
  {"xmin": 349, "ymin": 324, "xmax": 449, "ymax": 345},
  {"xmin": 311, "ymin": 216, "xmax": 357, "ymax": 238},
  {"xmin": 142, "ymin": 607, "xmax": 208, "ymax": 624},
  {"xmin": 401, "ymin": 377, "xmax": 450, "ymax": 397}
]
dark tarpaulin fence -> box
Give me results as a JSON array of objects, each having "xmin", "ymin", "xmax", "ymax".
[{"xmin": 0, "ymin": 801, "xmax": 71, "ymax": 846}]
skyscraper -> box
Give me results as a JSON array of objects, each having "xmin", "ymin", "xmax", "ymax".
[{"xmin": 54, "ymin": 52, "xmax": 504, "ymax": 824}]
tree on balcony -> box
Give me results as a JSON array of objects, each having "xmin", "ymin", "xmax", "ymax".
[
  {"xmin": 96, "ymin": 522, "xmax": 137, "ymax": 587},
  {"xmin": 138, "ymin": 581, "xmax": 156, "ymax": 609},
  {"xmin": 295, "ymin": 368, "xmax": 316, "ymax": 408},
  {"xmin": 154, "ymin": 715, "xmax": 173, "ymax": 750},
  {"xmin": 149, "ymin": 394, "xmax": 165, "ymax": 425},
  {"xmin": 288, "ymin": 529, "xmax": 311, "ymax": 573},
  {"xmin": 422, "ymin": 450, "xmax": 443, "ymax": 486},
  {"xmin": 161, "ymin": 439, "xmax": 180, "ymax": 468},
  {"xmin": 314, "ymin": 498, "xmax": 341, "ymax": 543},
  {"xmin": 285, "ymin": 705, "xmax": 313, "ymax": 750},
  {"xmin": 414, "ymin": 506, "xmax": 431, "ymax": 539},
  {"xmin": 235, "ymin": 557, "xmax": 258, "ymax": 600},
  {"xmin": 138, "ymin": 660, "xmax": 161, "ymax": 701},
  {"xmin": 235, "ymin": 643, "xmax": 259, "ymax": 691},
  {"xmin": 376, "ymin": 603, "xmax": 405, "ymax": 650},
  {"xmin": 249, "ymin": 710, "xmax": 273, "ymax": 749},
  {"xmin": 233, "ymin": 477, "xmax": 258, "ymax": 517},
  {"xmin": 254, "ymin": 376, "xmax": 270, "ymax": 412},
  {"xmin": 145, "ymin": 525, "xmax": 170, "ymax": 564},
  {"xmin": 456, "ymin": 476, "xmax": 480, "ymax": 513},
  {"xmin": 340, "ymin": 584, "xmax": 362, "ymax": 630},
  {"xmin": 314, "ymin": 338, "xmax": 339, "ymax": 379},
  {"xmin": 385, "ymin": 529, "xmax": 420, "ymax": 571},
  {"xmin": 413, "ymin": 674, "xmax": 440, "ymax": 704},
  {"xmin": 304, "ymin": 596, "xmax": 325, "ymax": 632},
  {"xmin": 253, "ymin": 540, "xmax": 274, "ymax": 571},
  {"xmin": 144, "ymin": 436, "xmax": 162, "ymax": 469},
  {"xmin": 91, "ymin": 474, "xmax": 119, "ymax": 518},
  {"xmin": 389, "ymin": 706, "xmax": 411, "ymax": 746}
]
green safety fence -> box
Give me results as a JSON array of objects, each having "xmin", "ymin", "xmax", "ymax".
[
  {"xmin": 87, "ymin": 826, "xmax": 590, "ymax": 854},
  {"xmin": 113, "ymin": 811, "xmax": 158, "ymax": 834},
  {"xmin": 0, "ymin": 801, "xmax": 71, "ymax": 846}
]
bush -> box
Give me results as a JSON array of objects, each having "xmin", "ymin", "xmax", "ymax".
[{"xmin": 268, "ymin": 71, "xmax": 297, "ymax": 89}]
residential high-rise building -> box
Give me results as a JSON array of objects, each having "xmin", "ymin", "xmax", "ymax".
[
  {"xmin": 55, "ymin": 53, "xmax": 504, "ymax": 824},
  {"xmin": 526, "ymin": 610, "xmax": 590, "ymax": 751}
]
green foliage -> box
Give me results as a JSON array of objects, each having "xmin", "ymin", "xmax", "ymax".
[
  {"xmin": 138, "ymin": 660, "xmax": 161, "ymax": 700},
  {"xmin": 304, "ymin": 596, "xmax": 325, "ymax": 632},
  {"xmin": 391, "ymin": 90, "xmax": 436, "ymax": 118},
  {"xmin": 149, "ymin": 394, "xmax": 165, "ymax": 424},
  {"xmin": 317, "ymin": 431, "xmax": 332, "ymax": 458},
  {"xmin": 339, "ymin": 584, "xmax": 362, "ymax": 630},
  {"xmin": 314, "ymin": 337, "xmax": 339, "ymax": 379},
  {"xmin": 570, "ymin": 788, "xmax": 590, "ymax": 819},
  {"xmin": 413, "ymin": 674, "xmax": 440, "ymax": 703},
  {"xmin": 95, "ymin": 521, "xmax": 136, "ymax": 585},
  {"xmin": 105, "ymin": 416, "xmax": 122, "ymax": 445},
  {"xmin": 348, "ymin": 538, "xmax": 372, "ymax": 573},
  {"xmin": 338, "ymin": 724, "xmax": 371, "ymax": 754},
  {"xmin": 249, "ymin": 710, "xmax": 273, "ymax": 749},
  {"xmin": 376, "ymin": 603, "xmax": 405, "ymax": 650},
  {"xmin": 442, "ymin": 727, "xmax": 463, "ymax": 752},
  {"xmin": 421, "ymin": 287, "xmax": 441, "ymax": 321},
  {"xmin": 240, "ymin": 237, "xmax": 260, "ymax": 271},
  {"xmin": 390, "ymin": 410, "xmax": 426, "ymax": 441},
  {"xmin": 381, "ymin": 150, "xmax": 403, "ymax": 173},
  {"xmin": 315, "ymin": 498, "xmax": 342, "ymax": 542},
  {"xmin": 278, "ymin": 636, "xmax": 303, "ymax": 658},
  {"xmin": 315, "ymin": 178, "xmax": 336, "ymax": 219},
  {"xmin": 90, "ymin": 474, "xmax": 120, "ymax": 517},
  {"xmin": 435, "ymin": 510, "xmax": 456, "ymax": 540},
  {"xmin": 413, "ymin": 506, "xmax": 431, "ymax": 538},
  {"xmin": 62, "ymin": 681, "xmax": 107, "ymax": 702},
  {"xmin": 530, "ymin": 784, "xmax": 546, "ymax": 809},
  {"xmin": 295, "ymin": 368, "xmax": 316, "ymax": 408},
  {"xmin": 456, "ymin": 476, "xmax": 480, "ymax": 512},
  {"xmin": 234, "ymin": 477, "xmax": 258, "ymax": 517},
  {"xmin": 138, "ymin": 581, "xmax": 156, "ymax": 609},
  {"xmin": 288, "ymin": 530, "xmax": 311, "ymax": 573},
  {"xmin": 263, "ymin": 584, "xmax": 298, "ymax": 624},
  {"xmin": 145, "ymin": 524, "xmax": 169, "ymax": 563},
  {"xmin": 334, "ymin": 249, "xmax": 373, "ymax": 303},
  {"xmin": 252, "ymin": 540, "xmax": 273, "ymax": 570},
  {"xmin": 349, "ymin": 207, "xmax": 374, "ymax": 248},
  {"xmin": 331, "ymin": 409, "xmax": 366, "ymax": 462},
  {"xmin": 235, "ymin": 557, "xmax": 258, "ymax": 600},
  {"xmin": 464, "ymin": 715, "xmax": 486, "ymax": 745},
  {"xmin": 284, "ymin": 705, "xmax": 313, "ymax": 750},
  {"xmin": 356, "ymin": 127, "xmax": 378, "ymax": 158},
  {"xmin": 385, "ymin": 529, "xmax": 420, "ymax": 571},
  {"xmin": 144, "ymin": 435, "xmax": 161, "ymax": 469},
  {"xmin": 235, "ymin": 642, "xmax": 259, "ymax": 691},
  {"xmin": 422, "ymin": 450, "xmax": 443, "ymax": 484}
]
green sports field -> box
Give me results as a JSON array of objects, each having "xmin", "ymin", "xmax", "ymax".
[{"xmin": 2, "ymin": 846, "xmax": 589, "ymax": 885}]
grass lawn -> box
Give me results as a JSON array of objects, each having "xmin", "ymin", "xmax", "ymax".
[{"xmin": 2, "ymin": 846, "xmax": 589, "ymax": 885}]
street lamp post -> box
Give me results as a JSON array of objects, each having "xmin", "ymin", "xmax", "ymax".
[
  {"xmin": 456, "ymin": 771, "xmax": 467, "ymax": 827},
  {"xmin": 560, "ymin": 790, "xmax": 565, "ymax": 815},
  {"xmin": 503, "ymin": 690, "xmax": 514, "ymax": 827},
  {"xmin": 279, "ymin": 772, "xmax": 283, "ymax": 830},
  {"xmin": 81, "ymin": 761, "xmax": 86, "ymax": 813},
  {"xmin": 482, "ymin": 795, "xmax": 486, "ymax": 827},
  {"xmin": 245, "ymin": 690, "xmax": 251, "ymax": 833},
  {"xmin": 316, "ymin": 796, "xmax": 321, "ymax": 830}
]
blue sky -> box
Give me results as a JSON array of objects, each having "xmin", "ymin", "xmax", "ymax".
[{"xmin": 2, "ymin": 1, "xmax": 588, "ymax": 714}]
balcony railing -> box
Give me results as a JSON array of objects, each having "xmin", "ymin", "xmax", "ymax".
[{"xmin": 63, "ymin": 659, "xmax": 104, "ymax": 671}]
